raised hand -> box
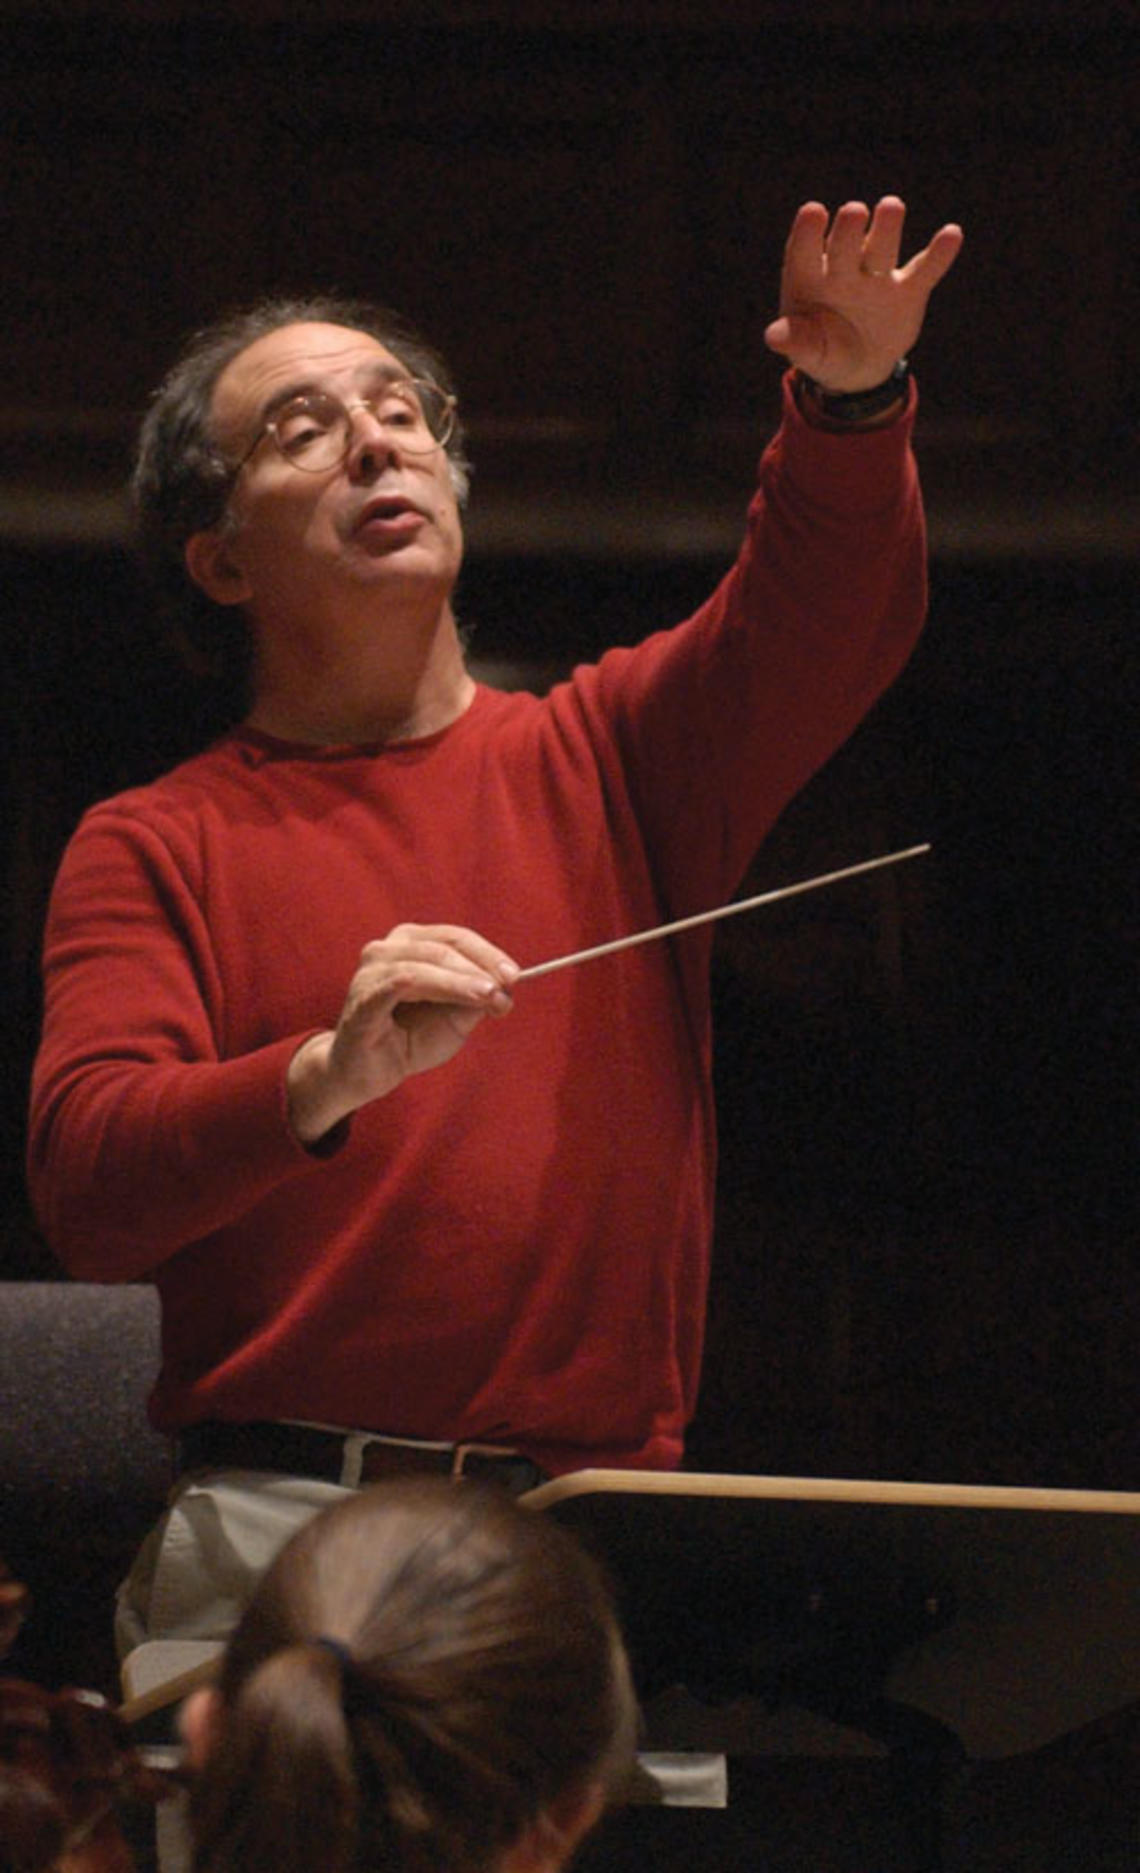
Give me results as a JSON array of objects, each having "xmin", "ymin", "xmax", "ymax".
[{"xmin": 764, "ymin": 196, "xmax": 963, "ymax": 392}]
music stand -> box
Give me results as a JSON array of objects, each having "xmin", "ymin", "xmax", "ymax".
[{"xmin": 522, "ymin": 1470, "xmax": 1140, "ymax": 1868}]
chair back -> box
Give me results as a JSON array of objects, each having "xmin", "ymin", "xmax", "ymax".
[{"xmin": 0, "ymin": 1282, "xmax": 170, "ymax": 1693}]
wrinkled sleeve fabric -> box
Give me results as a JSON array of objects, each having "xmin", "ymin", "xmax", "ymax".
[
  {"xmin": 577, "ymin": 373, "xmax": 927, "ymax": 922},
  {"xmin": 28, "ymin": 801, "xmax": 321, "ymax": 1280}
]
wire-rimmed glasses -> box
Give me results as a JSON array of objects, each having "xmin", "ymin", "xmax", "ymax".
[{"xmin": 234, "ymin": 376, "xmax": 458, "ymax": 475}]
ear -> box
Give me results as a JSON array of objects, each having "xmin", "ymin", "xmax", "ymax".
[
  {"xmin": 501, "ymin": 1782, "xmax": 607, "ymax": 1872},
  {"xmin": 179, "ymin": 1685, "xmax": 224, "ymax": 1769},
  {"xmin": 185, "ymin": 524, "xmax": 252, "ymax": 607}
]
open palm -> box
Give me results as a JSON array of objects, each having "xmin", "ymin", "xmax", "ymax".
[{"xmin": 765, "ymin": 196, "xmax": 963, "ymax": 391}]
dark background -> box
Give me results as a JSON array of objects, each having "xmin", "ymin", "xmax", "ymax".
[{"xmin": 1, "ymin": 1, "xmax": 1136, "ymax": 1495}]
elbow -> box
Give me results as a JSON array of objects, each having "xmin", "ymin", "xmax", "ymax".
[{"xmin": 26, "ymin": 1117, "xmax": 160, "ymax": 1285}]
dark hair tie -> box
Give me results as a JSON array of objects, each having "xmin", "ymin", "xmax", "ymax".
[{"xmin": 312, "ymin": 1635, "xmax": 354, "ymax": 1671}]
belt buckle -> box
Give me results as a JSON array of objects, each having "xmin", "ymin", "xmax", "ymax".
[{"xmin": 450, "ymin": 1440, "xmax": 520, "ymax": 1480}]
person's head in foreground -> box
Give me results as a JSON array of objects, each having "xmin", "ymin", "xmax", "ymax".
[{"xmin": 180, "ymin": 1480, "xmax": 638, "ymax": 1873}]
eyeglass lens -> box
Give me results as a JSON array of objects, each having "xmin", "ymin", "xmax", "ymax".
[{"xmin": 270, "ymin": 380, "xmax": 453, "ymax": 469}]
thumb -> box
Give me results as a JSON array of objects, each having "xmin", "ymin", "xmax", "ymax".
[{"xmin": 764, "ymin": 312, "xmax": 829, "ymax": 378}]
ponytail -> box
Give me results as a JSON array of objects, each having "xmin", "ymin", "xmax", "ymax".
[
  {"xmin": 190, "ymin": 1482, "xmax": 637, "ymax": 1873},
  {"xmin": 190, "ymin": 1645, "xmax": 357, "ymax": 1873}
]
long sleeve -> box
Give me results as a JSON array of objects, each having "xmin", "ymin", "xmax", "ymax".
[
  {"xmin": 28, "ymin": 797, "xmax": 322, "ymax": 1279},
  {"xmin": 573, "ymin": 372, "xmax": 926, "ymax": 919}
]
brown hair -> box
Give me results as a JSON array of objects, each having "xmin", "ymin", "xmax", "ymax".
[{"xmin": 188, "ymin": 1480, "xmax": 636, "ymax": 1873}]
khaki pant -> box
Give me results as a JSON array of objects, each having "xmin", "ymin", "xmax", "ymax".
[{"xmin": 117, "ymin": 1467, "xmax": 351, "ymax": 1660}]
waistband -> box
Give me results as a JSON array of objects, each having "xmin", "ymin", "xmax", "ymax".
[{"xmin": 174, "ymin": 1419, "xmax": 546, "ymax": 1495}]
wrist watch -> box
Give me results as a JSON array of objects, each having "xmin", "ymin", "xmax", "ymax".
[{"xmin": 796, "ymin": 359, "xmax": 910, "ymax": 424}]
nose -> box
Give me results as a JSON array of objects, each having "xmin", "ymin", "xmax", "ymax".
[{"xmin": 343, "ymin": 399, "xmax": 400, "ymax": 478}]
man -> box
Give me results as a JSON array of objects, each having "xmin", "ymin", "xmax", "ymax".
[{"xmin": 28, "ymin": 197, "xmax": 961, "ymax": 1662}]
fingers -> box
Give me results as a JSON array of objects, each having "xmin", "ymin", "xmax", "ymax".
[
  {"xmin": 780, "ymin": 199, "xmax": 829, "ymax": 284},
  {"xmin": 338, "ymin": 925, "xmax": 519, "ymax": 1069},
  {"xmin": 781, "ymin": 195, "xmax": 960, "ymax": 291},
  {"xmin": 780, "ymin": 199, "xmax": 883, "ymax": 286},
  {"xmin": 896, "ymin": 221, "xmax": 965, "ymax": 295},
  {"xmin": 858, "ymin": 195, "xmax": 907, "ymax": 278},
  {"xmin": 828, "ymin": 199, "xmax": 880, "ymax": 275},
  {"xmin": 356, "ymin": 924, "xmax": 519, "ymax": 1015},
  {"xmin": 287, "ymin": 925, "xmax": 519, "ymax": 1143},
  {"xmin": 393, "ymin": 1000, "xmax": 486, "ymax": 1037}
]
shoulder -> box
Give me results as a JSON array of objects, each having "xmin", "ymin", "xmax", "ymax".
[{"xmin": 63, "ymin": 735, "xmax": 252, "ymax": 873}]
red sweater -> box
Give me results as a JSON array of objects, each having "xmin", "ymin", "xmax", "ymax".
[{"xmin": 28, "ymin": 383, "xmax": 926, "ymax": 1473}]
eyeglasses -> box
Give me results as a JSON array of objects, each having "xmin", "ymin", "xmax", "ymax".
[{"xmin": 234, "ymin": 376, "xmax": 458, "ymax": 475}]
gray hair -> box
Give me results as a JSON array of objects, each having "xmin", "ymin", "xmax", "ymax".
[{"xmin": 131, "ymin": 296, "xmax": 470, "ymax": 695}]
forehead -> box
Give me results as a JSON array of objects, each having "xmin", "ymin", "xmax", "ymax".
[{"xmin": 211, "ymin": 322, "xmax": 407, "ymax": 441}]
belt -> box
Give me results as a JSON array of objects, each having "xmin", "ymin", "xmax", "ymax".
[{"xmin": 174, "ymin": 1419, "xmax": 546, "ymax": 1495}]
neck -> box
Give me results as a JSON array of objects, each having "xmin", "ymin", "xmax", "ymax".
[{"xmin": 245, "ymin": 598, "xmax": 475, "ymax": 746}]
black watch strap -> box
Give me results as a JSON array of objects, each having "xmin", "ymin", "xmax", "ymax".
[{"xmin": 796, "ymin": 359, "xmax": 910, "ymax": 425}]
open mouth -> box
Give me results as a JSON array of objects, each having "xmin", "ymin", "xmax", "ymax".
[{"xmin": 355, "ymin": 494, "xmax": 421, "ymax": 531}]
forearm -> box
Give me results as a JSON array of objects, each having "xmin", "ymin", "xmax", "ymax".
[
  {"xmin": 601, "ymin": 371, "xmax": 927, "ymax": 897},
  {"xmin": 740, "ymin": 368, "xmax": 926, "ymax": 688},
  {"xmin": 723, "ymin": 375, "xmax": 925, "ymax": 788},
  {"xmin": 27, "ymin": 1035, "xmax": 320, "ymax": 1280}
]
